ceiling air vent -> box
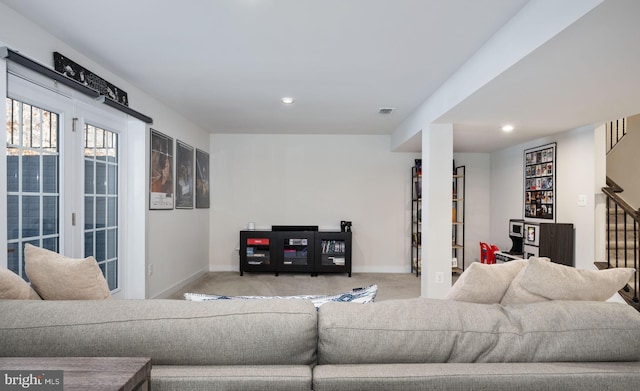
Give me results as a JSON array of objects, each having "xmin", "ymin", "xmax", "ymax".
[{"xmin": 378, "ymin": 108, "xmax": 395, "ymax": 115}]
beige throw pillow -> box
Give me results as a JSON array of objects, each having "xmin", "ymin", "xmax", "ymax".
[
  {"xmin": 0, "ymin": 267, "xmax": 42, "ymax": 300},
  {"xmin": 445, "ymin": 260, "xmax": 526, "ymax": 303},
  {"xmin": 24, "ymin": 244, "xmax": 111, "ymax": 300},
  {"xmin": 501, "ymin": 257, "xmax": 634, "ymax": 305}
]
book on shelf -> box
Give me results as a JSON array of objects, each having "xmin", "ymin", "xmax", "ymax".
[{"xmin": 322, "ymin": 240, "xmax": 345, "ymax": 254}]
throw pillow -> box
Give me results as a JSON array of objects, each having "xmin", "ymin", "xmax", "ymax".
[
  {"xmin": 0, "ymin": 267, "xmax": 41, "ymax": 300},
  {"xmin": 24, "ymin": 244, "xmax": 111, "ymax": 300},
  {"xmin": 501, "ymin": 257, "xmax": 634, "ymax": 305},
  {"xmin": 184, "ymin": 284, "xmax": 378, "ymax": 309},
  {"xmin": 445, "ymin": 260, "xmax": 526, "ymax": 303}
]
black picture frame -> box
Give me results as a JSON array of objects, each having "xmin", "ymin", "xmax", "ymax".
[
  {"xmin": 149, "ymin": 129, "xmax": 174, "ymax": 210},
  {"xmin": 523, "ymin": 142, "xmax": 556, "ymax": 222},
  {"xmin": 175, "ymin": 141, "xmax": 194, "ymax": 209},
  {"xmin": 195, "ymin": 149, "xmax": 210, "ymax": 209}
]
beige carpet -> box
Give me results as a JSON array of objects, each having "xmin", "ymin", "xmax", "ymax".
[{"xmin": 169, "ymin": 272, "xmax": 424, "ymax": 301}]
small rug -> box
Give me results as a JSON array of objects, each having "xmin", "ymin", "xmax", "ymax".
[{"xmin": 184, "ymin": 284, "xmax": 378, "ymax": 309}]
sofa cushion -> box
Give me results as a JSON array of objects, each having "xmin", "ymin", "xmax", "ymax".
[
  {"xmin": 501, "ymin": 258, "xmax": 634, "ymax": 305},
  {"xmin": 317, "ymin": 298, "xmax": 640, "ymax": 364},
  {"xmin": 0, "ymin": 267, "xmax": 41, "ymax": 300},
  {"xmin": 24, "ymin": 244, "xmax": 111, "ymax": 300},
  {"xmin": 0, "ymin": 299, "xmax": 318, "ymax": 366},
  {"xmin": 445, "ymin": 260, "xmax": 526, "ymax": 303},
  {"xmin": 312, "ymin": 362, "xmax": 640, "ymax": 391},
  {"xmin": 152, "ymin": 365, "xmax": 312, "ymax": 391}
]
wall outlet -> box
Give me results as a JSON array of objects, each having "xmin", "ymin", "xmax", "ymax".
[
  {"xmin": 435, "ymin": 272, "xmax": 444, "ymax": 284},
  {"xmin": 578, "ymin": 194, "xmax": 587, "ymax": 207},
  {"xmin": 148, "ymin": 263, "xmax": 154, "ymax": 277}
]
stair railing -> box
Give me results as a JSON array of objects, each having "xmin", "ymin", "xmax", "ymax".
[
  {"xmin": 602, "ymin": 177, "xmax": 639, "ymax": 305},
  {"xmin": 606, "ymin": 118, "xmax": 627, "ymax": 153}
]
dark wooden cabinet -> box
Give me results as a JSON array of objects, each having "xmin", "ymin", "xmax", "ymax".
[
  {"xmin": 538, "ymin": 223, "xmax": 574, "ymax": 266},
  {"xmin": 240, "ymin": 230, "xmax": 351, "ymax": 276},
  {"xmin": 523, "ymin": 222, "xmax": 574, "ymax": 267}
]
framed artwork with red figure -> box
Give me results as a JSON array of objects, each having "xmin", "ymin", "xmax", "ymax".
[{"xmin": 150, "ymin": 129, "xmax": 174, "ymax": 210}]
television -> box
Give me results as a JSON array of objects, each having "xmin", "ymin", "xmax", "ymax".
[{"xmin": 509, "ymin": 219, "xmax": 524, "ymax": 238}]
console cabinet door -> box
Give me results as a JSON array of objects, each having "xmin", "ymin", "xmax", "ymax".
[
  {"xmin": 276, "ymin": 232, "xmax": 315, "ymax": 273},
  {"xmin": 240, "ymin": 231, "xmax": 276, "ymax": 275},
  {"xmin": 314, "ymin": 232, "xmax": 352, "ymax": 276}
]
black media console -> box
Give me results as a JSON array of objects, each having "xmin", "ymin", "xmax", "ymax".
[{"xmin": 240, "ymin": 228, "xmax": 352, "ymax": 277}]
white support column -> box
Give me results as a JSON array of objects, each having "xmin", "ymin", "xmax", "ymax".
[{"xmin": 421, "ymin": 124, "xmax": 453, "ymax": 298}]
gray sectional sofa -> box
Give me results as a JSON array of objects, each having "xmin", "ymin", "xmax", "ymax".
[{"xmin": 1, "ymin": 298, "xmax": 640, "ymax": 390}]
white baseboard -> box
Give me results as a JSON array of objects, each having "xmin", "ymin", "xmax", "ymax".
[
  {"xmin": 151, "ymin": 267, "xmax": 209, "ymax": 299},
  {"xmin": 209, "ymin": 265, "xmax": 239, "ymax": 272},
  {"xmin": 352, "ymin": 266, "xmax": 410, "ymax": 273}
]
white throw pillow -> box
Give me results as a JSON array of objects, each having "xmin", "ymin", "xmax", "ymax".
[
  {"xmin": 0, "ymin": 266, "xmax": 41, "ymax": 300},
  {"xmin": 501, "ymin": 257, "xmax": 634, "ymax": 305},
  {"xmin": 24, "ymin": 244, "xmax": 111, "ymax": 300},
  {"xmin": 445, "ymin": 260, "xmax": 526, "ymax": 303}
]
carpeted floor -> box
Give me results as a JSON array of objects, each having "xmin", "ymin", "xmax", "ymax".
[{"xmin": 169, "ymin": 272, "xmax": 425, "ymax": 301}]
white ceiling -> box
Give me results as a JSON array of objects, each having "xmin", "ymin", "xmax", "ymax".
[
  {"xmin": 444, "ymin": 0, "xmax": 640, "ymax": 152},
  {"xmin": 2, "ymin": 0, "xmax": 640, "ymax": 153}
]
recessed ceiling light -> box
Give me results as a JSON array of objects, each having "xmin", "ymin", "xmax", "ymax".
[
  {"xmin": 281, "ymin": 97, "xmax": 294, "ymax": 104},
  {"xmin": 502, "ymin": 124, "xmax": 514, "ymax": 132}
]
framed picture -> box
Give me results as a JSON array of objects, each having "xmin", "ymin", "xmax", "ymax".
[
  {"xmin": 175, "ymin": 141, "xmax": 194, "ymax": 209},
  {"xmin": 523, "ymin": 142, "xmax": 556, "ymax": 222},
  {"xmin": 149, "ymin": 129, "xmax": 174, "ymax": 210},
  {"xmin": 195, "ymin": 149, "xmax": 210, "ymax": 209}
]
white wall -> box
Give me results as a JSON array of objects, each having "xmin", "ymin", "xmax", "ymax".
[
  {"xmin": 0, "ymin": 2, "xmax": 210, "ymax": 298},
  {"xmin": 490, "ymin": 125, "xmax": 601, "ymax": 270},
  {"xmin": 452, "ymin": 153, "xmax": 491, "ymax": 268},
  {"xmin": 209, "ymin": 134, "xmax": 419, "ymax": 273},
  {"xmin": 607, "ymin": 114, "xmax": 640, "ymax": 207}
]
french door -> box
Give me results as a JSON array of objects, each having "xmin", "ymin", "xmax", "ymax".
[{"xmin": 5, "ymin": 72, "xmax": 124, "ymax": 292}]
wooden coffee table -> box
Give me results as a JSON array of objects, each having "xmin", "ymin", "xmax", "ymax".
[{"xmin": 0, "ymin": 357, "xmax": 151, "ymax": 391}]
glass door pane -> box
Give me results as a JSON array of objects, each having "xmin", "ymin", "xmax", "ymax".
[
  {"xmin": 5, "ymin": 98, "xmax": 59, "ymax": 280},
  {"xmin": 84, "ymin": 124, "xmax": 119, "ymax": 291}
]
